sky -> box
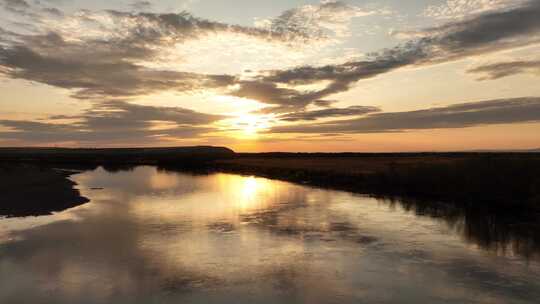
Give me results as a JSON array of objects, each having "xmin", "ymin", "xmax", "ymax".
[{"xmin": 0, "ymin": 0, "xmax": 539, "ymax": 152}]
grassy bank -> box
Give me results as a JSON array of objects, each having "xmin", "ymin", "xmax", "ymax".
[
  {"xmin": 214, "ymin": 153, "xmax": 540, "ymax": 213},
  {"xmin": 0, "ymin": 164, "xmax": 89, "ymax": 217}
]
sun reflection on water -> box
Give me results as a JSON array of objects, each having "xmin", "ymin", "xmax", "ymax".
[
  {"xmin": 241, "ymin": 176, "xmax": 261, "ymax": 199},
  {"xmin": 220, "ymin": 174, "xmax": 275, "ymax": 211}
]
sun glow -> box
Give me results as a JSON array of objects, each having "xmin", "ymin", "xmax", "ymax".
[{"xmin": 225, "ymin": 113, "xmax": 274, "ymax": 139}]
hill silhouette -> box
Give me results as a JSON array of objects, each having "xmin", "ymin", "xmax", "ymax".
[{"xmin": 0, "ymin": 146, "xmax": 235, "ymax": 165}]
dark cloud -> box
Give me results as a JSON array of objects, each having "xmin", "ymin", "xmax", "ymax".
[
  {"xmin": 467, "ymin": 59, "xmax": 540, "ymax": 80},
  {"xmin": 41, "ymin": 7, "xmax": 63, "ymax": 17},
  {"xmin": 102, "ymin": 11, "xmax": 297, "ymax": 46},
  {"xmin": 229, "ymin": 80, "xmax": 333, "ymax": 112},
  {"xmin": 424, "ymin": 0, "xmax": 540, "ymax": 59},
  {"xmin": 263, "ymin": 0, "xmax": 378, "ymax": 40},
  {"xmin": 269, "ymin": 97, "xmax": 540, "ymax": 134},
  {"xmin": 230, "ymin": 41, "xmax": 427, "ymax": 110},
  {"xmin": 54, "ymin": 100, "xmax": 226, "ymax": 126},
  {"xmin": 0, "ymin": 101, "xmax": 225, "ymax": 144},
  {"xmin": 2, "ymin": 0, "xmax": 30, "ymax": 10},
  {"xmin": 1, "ymin": 0, "xmax": 34, "ymax": 17},
  {"xmin": 313, "ymin": 100, "xmax": 337, "ymax": 107},
  {"xmin": 278, "ymin": 105, "xmax": 380, "ymax": 122},
  {"xmin": 0, "ymin": 43, "xmax": 236, "ymax": 98}
]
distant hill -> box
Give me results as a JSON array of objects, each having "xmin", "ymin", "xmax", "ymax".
[
  {"xmin": 465, "ymin": 148, "xmax": 540, "ymax": 153},
  {"xmin": 0, "ymin": 146, "xmax": 236, "ymax": 164}
]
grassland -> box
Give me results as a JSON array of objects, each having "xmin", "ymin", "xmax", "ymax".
[{"xmin": 214, "ymin": 153, "xmax": 540, "ymax": 212}]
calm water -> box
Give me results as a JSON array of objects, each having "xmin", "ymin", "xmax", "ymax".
[{"xmin": 1, "ymin": 166, "xmax": 539, "ymax": 303}]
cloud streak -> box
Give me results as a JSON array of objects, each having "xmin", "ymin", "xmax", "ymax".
[
  {"xmin": 467, "ymin": 59, "xmax": 540, "ymax": 80},
  {"xmin": 0, "ymin": 101, "xmax": 225, "ymax": 144},
  {"xmin": 278, "ymin": 105, "xmax": 380, "ymax": 122},
  {"xmin": 0, "ymin": 41, "xmax": 236, "ymax": 98},
  {"xmin": 269, "ymin": 97, "xmax": 540, "ymax": 134}
]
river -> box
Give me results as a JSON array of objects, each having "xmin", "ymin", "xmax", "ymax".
[{"xmin": 1, "ymin": 166, "xmax": 539, "ymax": 303}]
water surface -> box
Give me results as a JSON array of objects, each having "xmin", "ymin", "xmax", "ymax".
[{"xmin": 1, "ymin": 166, "xmax": 539, "ymax": 303}]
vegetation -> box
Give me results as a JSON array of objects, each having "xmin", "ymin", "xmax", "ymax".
[
  {"xmin": 215, "ymin": 153, "xmax": 540, "ymax": 212},
  {"xmin": 1, "ymin": 147, "xmax": 539, "ymax": 219}
]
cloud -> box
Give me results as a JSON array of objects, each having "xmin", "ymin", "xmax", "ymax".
[
  {"xmin": 1, "ymin": 0, "xmax": 34, "ymax": 17},
  {"xmin": 2, "ymin": 0, "xmax": 30, "ymax": 11},
  {"xmin": 423, "ymin": 0, "xmax": 526, "ymax": 19},
  {"xmin": 0, "ymin": 41, "xmax": 236, "ymax": 98},
  {"xmin": 61, "ymin": 100, "xmax": 226, "ymax": 126},
  {"xmin": 239, "ymin": 0, "xmax": 540, "ymax": 111},
  {"xmin": 0, "ymin": 101, "xmax": 225, "ymax": 144},
  {"xmin": 130, "ymin": 1, "xmax": 152, "ymax": 11},
  {"xmin": 277, "ymin": 105, "xmax": 380, "ymax": 122},
  {"xmin": 256, "ymin": 0, "xmax": 383, "ymax": 39},
  {"xmin": 2, "ymin": 0, "xmax": 540, "ymax": 118},
  {"xmin": 234, "ymin": 40, "xmax": 429, "ymax": 110},
  {"xmin": 467, "ymin": 59, "xmax": 540, "ymax": 80},
  {"xmin": 269, "ymin": 97, "xmax": 540, "ymax": 134},
  {"xmin": 0, "ymin": 2, "xmax": 374, "ymax": 100},
  {"xmin": 229, "ymin": 80, "xmax": 336, "ymax": 112},
  {"xmin": 422, "ymin": 0, "xmax": 540, "ymax": 59},
  {"xmin": 41, "ymin": 7, "xmax": 63, "ymax": 17},
  {"xmin": 100, "ymin": 10, "xmax": 313, "ymax": 46},
  {"xmin": 3, "ymin": 0, "xmax": 29, "ymax": 9},
  {"xmin": 3, "ymin": 3, "xmax": 345, "ymax": 47},
  {"xmin": 280, "ymin": 0, "xmax": 540, "ymax": 81}
]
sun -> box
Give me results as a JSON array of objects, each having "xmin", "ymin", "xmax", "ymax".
[
  {"xmin": 231, "ymin": 113, "xmax": 273, "ymax": 138},
  {"xmin": 239, "ymin": 114, "xmax": 261, "ymax": 135}
]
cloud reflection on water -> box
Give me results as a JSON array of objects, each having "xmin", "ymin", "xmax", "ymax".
[{"xmin": 0, "ymin": 166, "xmax": 539, "ymax": 303}]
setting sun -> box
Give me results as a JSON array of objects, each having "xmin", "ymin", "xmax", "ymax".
[{"xmin": 228, "ymin": 113, "xmax": 273, "ymax": 138}]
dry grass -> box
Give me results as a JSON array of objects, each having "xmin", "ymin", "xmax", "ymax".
[
  {"xmin": 217, "ymin": 156, "xmax": 461, "ymax": 175},
  {"xmin": 214, "ymin": 154, "xmax": 540, "ymax": 209}
]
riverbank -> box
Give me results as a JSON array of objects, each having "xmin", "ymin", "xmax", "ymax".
[
  {"xmin": 0, "ymin": 164, "xmax": 89, "ymax": 217},
  {"xmin": 212, "ymin": 153, "xmax": 540, "ymax": 214},
  {"xmin": 2, "ymin": 148, "xmax": 540, "ymax": 218}
]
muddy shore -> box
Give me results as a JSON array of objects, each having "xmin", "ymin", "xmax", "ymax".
[{"xmin": 0, "ymin": 164, "xmax": 89, "ymax": 217}]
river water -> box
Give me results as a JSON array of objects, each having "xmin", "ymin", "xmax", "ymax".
[{"xmin": 1, "ymin": 166, "xmax": 539, "ymax": 303}]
